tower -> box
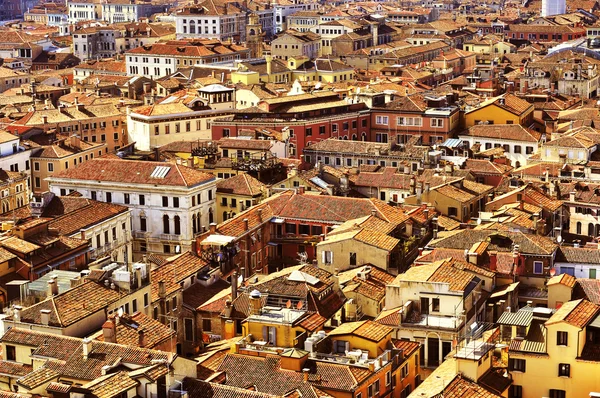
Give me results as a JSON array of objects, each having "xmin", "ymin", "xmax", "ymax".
[{"xmin": 246, "ymin": 12, "xmax": 264, "ymax": 59}]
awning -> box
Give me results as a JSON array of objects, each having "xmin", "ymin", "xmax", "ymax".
[
  {"xmin": 200, "ymin": 235, "xmax": 236, "ymax": 246},
  {"xmin": 271, "ymin": 217, "xmax": 285, "ymax": 224}
]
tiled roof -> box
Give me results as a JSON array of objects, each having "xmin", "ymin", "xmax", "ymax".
[
  {"xmin": 328, "ymin": 320, "xmax": 392, "ymax": 342},
  {"xmin": 391, "ymin": 339, "xmax": 420, "ymax": 358},
  {"xmin": 462, "ymin": 124, "xmax": 540, "ymax": 142},
  {"xmin": 574, "ymin": 279, "xmax": 600, "ymax": 304},
  {"xmin": 442, "ymin": 375, "xmax": 503, "ymax": 398},
  {"xmin": 216, "ymin": 173, "xmax": 265, "ymax": 197},
  {"xmin": 48, "ymin": 200, "xmax": 128, "ymax": 236},
  {"xmin": 340, "ymin": 266, "xmax": 395, "ymax": 302},
  {"xmin": 218, "ymin": 137, "xmax": 273, "ymax": 150},
  {"xmin": 151, "ymin": 251, "xmax": 210, "ymax": 300},
  {"xmin": 17, "ymin": 367, "xmax": 59, "ymax": 389},
  {"xmin": 180, "ymin": 378, "xmax": 283, "ymax": 398},
  {"xmin": 216, "ymin": 353, "xmax": 368, "ymax": 396},
  {"xmin": 19, "ymin": 280, "xmax": 122, "ymax": 327},
  {"xmin": 1, "ymin": 328, "xmax": 172, "ymax": 381},
  {"xmin": 546, "ymin": 299, "xmax": 599, "ymax": 329},
  {"xmin": 49, "ymin": 158, "xmax": 215, "ymax": 187},
  {"xmin": 547, "ymin": 273, "xmax": 576, "ymax": 288},
  {"xmin": 96, "ymin": 312, "xmax": 176, "ymax": 348},
  {"xmin": 0, "ymin": 361, "xmax": 32, "ymax": 377},
  {"xmin": 82, "ymin": 371, "xmax": 138, "ymax": 398},
  {"xmin": 428, "ymin": 228, "xmax": 557, "ymax": 255}
]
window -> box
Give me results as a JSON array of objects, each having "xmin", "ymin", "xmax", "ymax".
[
  {"xmin": 139, "ymin": 194, "xmax": 145, "ymax": 205},
  {"xmin": 509, "ymin": 358, "xmax": 526, "ymax": 372},
  {"xmin": 162, "ymin": 196, "xmax": 168, "ymax": 207},
  {"xmin": 48, "ymin": 163, "xmax": 54, "ymax": 172},
  {"xmin": 124, "ymin": 193, "xmax": 130, "ymax": 204},
  {"xmin": 5, "ymin": 345, "xmax": 15, "ymax": 361},
  {"xmin": 140, "ymin": 216, "xmax": 147, "ymax": 231},
  {"xmin": 557, "ymin": 331, "xmax": 568, "ymax": 346},
  {"xmin": 385, "ymin": 371, "xmax": 391, "ymax": 386},
  {"xmin": 185, "ymin": 318, "xmax": 194, "ymax": 341},
  {"xmin": 306, "ymin": 127, "xmax": 312, "ymax": 136},
  {"xmin": 558, "ymin": 363, "xmax": 570, "ymax": 377},
  {"xmin": 401, "ymin": 363, "xmax": 409, "ymax": 378},
  {"xmin": 202, "ymin": 318, "xmax": 211, "ymax": 332},
  {"xmin": 591, "ymin": 269, "xmax": 597, "ymax": 279},
  {"xmin": 144, "ymin": 293, "xmax": 149, "ymax": 307},
  {"xmin": 514, "ymin": 145, "xmax": 522, "ymax": 154},
  {"xmin": 549, "ymin": 390, "xmax": 566, "ymax": 398},
  {"xmin": 431, "ymin": 118, "xmax": 444, "ymax": 127},
  {"xmin": 298, "ymin": 224, "xmax": 310, "ymax": 235},
  {"xmin": 285, "ymin": 223, "xmax": 296, "ymax": 234},
  {"xmin": 173, "ymin": 197, "xmax": 179, "ymax": 208},
  {"xmin": 432, "ymin": 298, "xmax": 440, "ymax": 312},
  {"xmin": 34, "ymin": 162, "xmax": 40, "ymax": 171},
  {"xmin": 350, "ymin": 252, "xmax": 356, "ymax": 266},
  {"xmin": 106, "ymin": 192, "xmax": 112, "ymax": 203},
  {"xmin": 533, "ymin": 261, "xmax": 543, "ymax": 274},
  {"xmin": 526, "ymin": 146, "xmax": 534, "ymax": 155},
  {"xmin": 376, "ymin": 115, "xmax": 389, "ymax": 125},
  {"xmin": 448, "ymin": 207, "xmax": 458, "ymax": 217},
  {"xmin": 164, "ymin": 244, "xmax": 171, "ymax": 254},
  {"xmin": 91, "ymin": 191, "xmax": 97, "ymax": 200},
  {"xmin": 322, "ymin": 250, "xmax": 333, "ymax": 264},
  {"xmin": 163, "ymin": 214, "xmax": 170, "ymax": 234},
  {"xmin": 132, "ymin": 299, "xmax": 137, "ymax": 313}
]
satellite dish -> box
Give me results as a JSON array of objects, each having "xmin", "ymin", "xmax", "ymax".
[{"xmin": 117, "ymin": 307, "xmax": 124, "ymax": 317}]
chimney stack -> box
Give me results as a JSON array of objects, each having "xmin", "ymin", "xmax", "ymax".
[
  {"xmin": 138, "ymin": 330, "xmax": 146, "ymax": 348},
  {"xmin": 249, "ymin": 290, "xmax": 262, "ymax": 315},
  {"xmin": 158, "ymin": 280, "xmax": 166, "ymax": 299},
  {"xmin": 102, "ymin": 318, "xmax": 117, "ymax": 343},
  {"xmin": 243, "ymin": 218, "xmax": 249, "ymax": 231},
  {"xmin": 82, "ymin": 337, "xmax": 92, "ymax": 359},
  {"xmin": 231, "ymin": 270, "xmax": 238, "ymax": 299},
  {"xmin": 48, "ymin": 278, "xmax": 58, "ymax": 297},
  {"xmin": 13, "ymin": 305, "xmax": 22, "ymax": 322},
  {"xmin": 40, "ymin": 309, "xmax": 51, "ymax": 326}
]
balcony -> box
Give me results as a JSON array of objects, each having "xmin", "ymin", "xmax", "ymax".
[
  {"xmin": 133, "ymin": 230, "xmax": 150, "ymax": 239},
  {"xmin": 159, "ymin": 233, "xmax": 182, "ymax": 242}
]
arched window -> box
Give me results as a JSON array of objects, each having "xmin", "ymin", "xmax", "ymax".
[
  {"xmin": 209, "ymin": 208, "xmax": 214, "ymax": 224},
  {"xmin": 589, "ymin": 223, "xmax": 595, "ymax": 236},
  {"xmin": 596, "ymin": 224, "xmax": 600, "ymax": 236},
  {"xmin": 361, "ymin": 132, "xmax": 367, "ymax": 141},
  {"xmin": 197, "ymin": 212, "xmax": 202, "ymax": 232},
  {"xmin": 163, "ymin": 214, "xmax": 170, "ymax": 234},
  {"xmin": 189, "ymin": 20, "xmax": 196, "ymax": 34},
  {"xmin": 352, "ymin": 134, "xmax": 357, "ymax": 141},
  {"xmin": 577, "ymin": 222, "xmax": 582, "ymax": 234},
  {"xmin": 174, "ymin": 215, "xmax": 181, "ymax": 235},
  {"xmin": 192, "ymin": 214, "xmax": 197, "ymax": 234}
]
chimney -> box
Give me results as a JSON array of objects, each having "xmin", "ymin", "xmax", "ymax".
[
  {"xmin": 249, "ymin": 290, "xmax": 262, "ymax": 315},
  {"xmin": 231, "ymin": 270, "xmax": 238, "ymax": 299},
  {"xmin": 265, "ymin": 54, "xmax": 272, "ymax": 75},
  {"xmin": 303, "ymin": 368, "xmax": 310, "ymax": 382},
  {"xmin": 40, "ymin": 309, "xmax": 51, "ymax": 326},
  {"xmin": 47, "ymin": 278, "xmax": 58, "ymax": 297},
  {"xmin": 138, "ymin": 330, "xmax": 146, "ymax": 348},
  {"xmin": 82, "ymin": 337, "xmax": 92, "ymax": 359},
  {"xmin": 257, "ymin": 209, "xmax": 263, "ymax": 221},
  {"xmin": 209, "ymin": 223, "xmax": 217, "ymax": 234},
  {"xmin": 13, "ymin": 305, "xmax": 22, "ymax": 322},
  {"xmin": 42, "ymin": 115, "xmax": 48, "ymax": 124},
  {"xmin": 569, "ymin": 191, "xmax": 576, "ymax": 202},
  {"xmin": 243, "ymin": 218, "xmax": 249, "ymax": 231},
  {"xmin": 70, "ymin": 134, "xmax": 81, "ymax": 150},
  {"xmin": 158, "ymin": 280, "xmax": 166, "ymax": 299},
  {"xmin": 102, "ymin": 318, "xmax": 117, "ymax": 343}
]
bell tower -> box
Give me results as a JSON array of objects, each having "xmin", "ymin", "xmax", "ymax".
[{"xmin": 246, "ymin": 12, "xmax": 264, "ymax": 59}]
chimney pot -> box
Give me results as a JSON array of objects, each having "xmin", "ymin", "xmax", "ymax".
[{"xmin": 102, "ymin": 318, "xmax": 117, "ymax": 343}]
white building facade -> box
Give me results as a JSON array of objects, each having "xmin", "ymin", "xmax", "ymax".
[{"xmin": 46, "ymin": 159, "xmax": 217, "ymax": 259}]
